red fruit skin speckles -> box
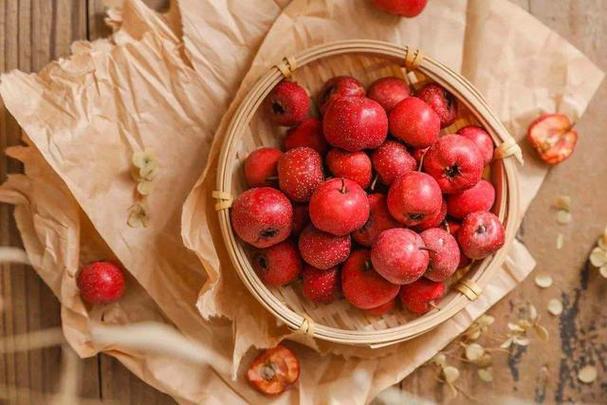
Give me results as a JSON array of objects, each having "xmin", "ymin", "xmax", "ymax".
[
  {"xmin": 420, "ymin": 228, "xmax": 460, "ymax": 282},
  {"xmin": 386, "ymin": 171, "xmax": 442, "ymax": 226},
  {"xmin": 446, "ymin": 179, "xmax": 495, "ymax": 219},
  {"xmin": 284, "ymin": 118, "xmax": 329, "ymax": 156},
  {"xmin": 399, "ymin": 278, "xmax": 445, "ymax": 314},
  {"xmin": 457, "ymin": 125, "xmax": 494, "ymax": 165},
  {"xmin": 302, "ymin": 265, "xmax": 340, "ymax": 303},
  {"xmin": 326, "ymin": 148, "xmax": 373, "ymax": 189},
  {"xmin": 277, "ymin": 147, "xmax": 324, "ymax": 202},
  {"xmin": 457, "ymin": 211, "xmax": 505, "ymax": 260},
  {"xmin": 342, "ymin": 250, "xmax": 400, "ymax": 309},
  {"xmin": 352, "ymin": 194, "xmax": 400, "ymax": 247},
  {"xmin": 298, "ymin": 225, "xmax": 351, "ymax": 270},
  {"xmin": 423, "ymin": 134, "xmax": 484, "ymax": 194},
  {"xmin": 266, "ymin": 80, "xmax": 310, "ymax": 126},
  {"xmin": 77, "ymin": 261, "xmax": 126, "ymax": 305},
  {"xmin": 371, "ymin": 140, "xmax": 416, "ymax": 186},
  {"xmin": 371, "ymin": 228, "xmax": 429, "ymax": 285},
  {"xmin": 367, "ymin": 77, "xmax": 410, "ymax": 112},
  {"xmin": 244, "ymin": 147, "xmax": 283, "ymax": 187},
  {"xmin": 323, "ymin": 97, "xmax": 388, "ymax": 152},
  {"xmin": 318, "ymin": 76, "xmax": 365, "ymax": 114},
  {"xmin": 309, "ymin": 178, "xmax": 370, "ymax": 236},
  {"xmin": 253, "ymin": 241, "xmax": 302, "ymax": 287},
  {"xmin": 417, "ymin": 83, "xmax": 458, "ymax": 128},
  {"xmin": 389, "ymin": 97, "xmax": 440, "ymax": 148},
  {"xmin": 230, "ymin": 187, "xmax": 293, "ymax": 248}
]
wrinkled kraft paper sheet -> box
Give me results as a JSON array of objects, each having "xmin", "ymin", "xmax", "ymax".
[{"xmin": 0, "ymin": 0, "xmax": 603, "ymax": 403}]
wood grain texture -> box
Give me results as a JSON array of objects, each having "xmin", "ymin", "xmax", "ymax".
[{"xmin": 0, "ymin": 0, "xmax": 605, "ymax": 403}]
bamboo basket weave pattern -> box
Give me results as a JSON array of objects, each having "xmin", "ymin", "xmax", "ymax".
[{"xmin": 215, "ymin": 40, "xmax": 521, "ymax": 347}]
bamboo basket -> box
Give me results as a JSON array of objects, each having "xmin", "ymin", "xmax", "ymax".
[{"xmin": 214, "ymin": 40, "xmax": 521, "ymax": 348}]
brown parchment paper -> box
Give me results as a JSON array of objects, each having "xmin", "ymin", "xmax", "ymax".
[{"xmin": 0, "ymin": 0, "xmax": 603, "ymax": 404}]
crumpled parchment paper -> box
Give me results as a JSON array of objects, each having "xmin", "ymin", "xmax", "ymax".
[{"xmin": 0, "ymin": 0, "xmax": 603, "ymax": 403}]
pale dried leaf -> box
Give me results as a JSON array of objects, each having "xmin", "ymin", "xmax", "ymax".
[
  {"xmin": 600, "ymin": 265, "xmax": 607, "ymax": 278},
  {"xmin": 518, "ymin": 319, "xmax": 533, "ymax": 330},
  {"xmin": 553, "ymin": 195, "xmax": 571, "ymax": 211},
  {"xmin": 136, "ymin": 180, "xmax": 154, "ymax": 196},
  {"xmin": 589, "ymin": 247, "xmax": 607, "ymax": 267},
  {"xmin": 548, "ymin": 299, "xmax": 563, "ymax": 316},
  {"xmin": 534, "ymin": 324, "xmax": 549, "ymax": 341},
  {"xmin": 578, "ymin": 365, "xmax": 597, "ymax": 384},
  {"xmin": 508, "ymin": 323, "xmax": 525, "ymax": 333},
  {"xmin": 0, "ymin": 247, "xmax": 30, "ymax": 265},
  {"xmin": 534, "ymin": 274, "xmax": 553, "ymax": 289},
  {"xmin": 478, "ymin": 368, "xmax": 493, "ymax": 383},
  {"xmin": 465, "ymin": 343, "xmax": 485, "ymax": 362},
  {"xmin": 513, "ymin": 336, "xmax": 530, "ymax": 346},
  {"xmin": 556, "ymin": 233, "xmax": 564, "ymax": 250},
  {"xmin": 556, "ymin": 210, "xmax": 572, "ymax": 225},
  {"xmin": 442, "ymin": 366, "xmax": 460, "ymax": 384},
  {"xmin": 500, "ymin": 338, "xmax": 513, "ymax": 349}
]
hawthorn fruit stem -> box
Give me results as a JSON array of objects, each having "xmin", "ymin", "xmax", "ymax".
[{"xmin": 339, "ymin": 178, "xmax": 347, "ymax": 194}]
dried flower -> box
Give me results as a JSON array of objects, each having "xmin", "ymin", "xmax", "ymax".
[
  {"xmin": 136, "ymin": 180, "xmax": 154, "ymax": 196},
  {"xmin": 547, "ymin": 299, "xmax": 563, "ymax": 316},
  {"xmin": 556, "ymin": 210, "xmax": 572, "ymax": 225},
  {"xmin": 578, "ymin": 365, "xmax": 597, "ymax": 384},
  {"xmin": 127, "ymin": 203, "xmax": 149, "ymax": 228},
  {"xmin": 478, "ymin": 367, "xmax": 493, "ymax": 383},
  {"xmin": 534, "ymin": 274, "xmax": 553, "ymax": 288},
  {"xmin": 553, "ymin": 195, "xmax": 571, "ymax": 211},
  {"xmin": 442, "ymin": 366, "xmax": 460, "ymax": 384},
  {"xmin": 501, "ymin": 303, "xmax": 548, "ymax": 347},
  {"xmin": 463, "ymin": 315, "xmax": 494, "ymax": 342}
]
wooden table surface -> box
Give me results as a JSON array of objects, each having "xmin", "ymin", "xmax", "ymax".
[{"xmin": 1, "ymin": 0, "xmax": 605, "ymax": 403}]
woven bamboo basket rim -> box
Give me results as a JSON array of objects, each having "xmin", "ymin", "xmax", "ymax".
[{"xmin": 215, "ymin": 40, "xmax": 521, "ymax": 347}]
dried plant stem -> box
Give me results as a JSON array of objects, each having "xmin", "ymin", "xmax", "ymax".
[
  {"xmin": 0, "ymin": 247, "xmax": 30, "ymax": 265},
  {"xmin": 0, "ymin": 385, "xmax": 107, "ymax": 404},
  {"xmin": 0, "ymin": 328, "xmax": 65, "ymax": 353},
  {"xmin": 51, "ymin": 346, "xmax": 81, "ymax": 405}
]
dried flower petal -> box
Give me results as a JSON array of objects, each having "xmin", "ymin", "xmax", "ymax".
[
  {"xmin": 589, "ymin": 247, "xmax": 607, "ymax": 267},
  {"xmin": 553, "ymin": 195, "xmax": 571, "ymax": 211},
  {"xmin": 476, "ymin": 353, "xmax": 493, "ymax": 368},
  {"xmin": 442, "ymin": 366, "xmax": 460, "ymax": 384},
  {"xmin": 508, "ymin": 323, "xmax": 525, "ymax": 333},
  {"xmin": 464, "ymin": 327, "xmax": 482, "ymax": 341},
  {"xmin": 513, "ymin": 336, "xmax": 530, "ymax": 346},
  {"xmin": 556, "ymin": 233, "xmax": 564, "ymax": 250},
  {"xmin": 556, "ymin": 210, "xmax": 572, "ymax": 225},
  {"xmin": 500, "ymin": 338, "xmax": 513, "ymax": 349},
  {"xmin": 139, "ymin": 164, "xmax": 159, "ymax": 181},
  {"xmin": 578, "ymin": 365, "xmax": 597, "ymax": 384},
  {"xmin": 431, "ymin": 353, "xmax": 447, "ymax": 367},
  {"xmin": 478, "ymin": 368, "xmax": 493, "ymax": 383},
  {"xmin": 132, "ymin": 150, "xmax": 156, "ymax": 169},
  {"xmin": 127, "ymin": 203, "xmax": 149, "ymax": 228},
  {"xmin": 465, "ymin": 343, "xmax": 485, "ymax": 362},
  {"xmin": 547, "ymin": 299, "xmax": 563, "ymax": 316},
  {"xmin": 534, "ymin": 324, "xmax": 549, "ymax": 341},
  {"xmin": 518, "ymin": 319, "xmax": 533, "ymax": 330},
  {"xmin": 528, "ymin": 304, "xmax": 538, "ymax": 321},
  {"xmin": 600, "ymin": 265, "xmax": 607, "ymax": 279},
  {"xmin": 478, "ymin": 315, "xmax": 495, "ymax": 327},
  {"xmin": 137, "ymin": 180, "xmax": 154, "ymax": 196},
  {"xmin": 534, "ymin": 274, "xmax": 553, "ymax": 289}
]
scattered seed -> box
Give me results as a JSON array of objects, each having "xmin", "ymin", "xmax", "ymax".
[
  {"xmin": 578, "ymin": 365, "xmax": 597, "ymax": 384},
  {"xmin": 553, "ymin": 195, "xmax": 571, "ymax": 211},
  {"xmin": 556, "ymin": 233, "xmax": 564, "ymax": 250},
  {"xmin": 478, "ymin": 368, "xmax": 493, "ymax": 383},
  {"xmin": 534, "ymin": 274, "xmax": 553, "ymax": 289},
  {"xmin": 589, "ymin": 247, "xmax": 607, "ymax": 267},
  {"xmin": 547, "ymin": 299, "xmax": 563, "ymax": 316},
  {"xmin": 442, "ymin": 366, "xmax": 460, "ymax": 384},
  {"xmin": 556, "ymin": 210, "xmax": 572, "ymax": 225},
  {"xmin": 465, "ymin": 343, "xmax": 485, "ymax": 362}
]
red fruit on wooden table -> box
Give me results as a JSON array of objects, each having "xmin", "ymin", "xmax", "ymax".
[
  {"xmin": 284, "ymin": 118, "xmax": 329, "ymax": 156},
  {"xmin": 326, "ymin": 148, "xmax": 373, "ymax": 189},
  {"xmin": 446, "ymin": 179, "xmax": 496, "ymax": 219},
  {"xmin": 291, "ymin": 204, "xmax": 309, "ymax": 236},
  {"xmin": 352, "ymin": 194, "xmax": 400, "ymax": 247},
  {"xmin": 266, "ymin": 80, "xmax": 310, "ymax": 126},
  {"xmin": 367, "ymin": 77, "xmax": 411, "ymax": 112},
  {"xmin": 309, "ymin": 178, "xmax": 369, "ymax": 236},
  {"xmin": 389, "ymin": 97, "xmax": 440, "ymax": 148},
  {"xmin": 372, "ymin": 0, "xmax": 428, "ymax": 17},
  {"xmin": 416, "ymin": 83, "xmax": 457, "ymax": 128},
  {"xmin": 371, "ymin": 228, "xmax": 429, "ymax": 285},
  {"xmin": 415, "ymin": 199, "xmax": 447, "ymax": 231},
  {"xmin": 342, "ymin": 250, "xmax": 400, "ymax": 309},
  {"xmin": 527, "ymin": 113, "xmax": 578, "ymax": 165},
  {"xmin": 231, "ymin": 187, "xmax": 293, "ymax": 248},
  {"xmin": 371, "ymin": 140, "xmax": 416, "ymax": 186},
  {"xmin": 318, "ymin": 76, "xmax": 365, "ymax": 114},
  {"xmin": 298, "ymin": 225, "xmax": 351, "ymax": 270},
  {"xmin": 277, "ymin": 147, "xmax": 324, "ymax": 202},
  {"xmin": 457, "ymin": 125, "xmax": 494, "ymax": 165},
  {"xmin": 399, "ymin": 278, "xmax": 445, "ymax": 315},
  {"xmin": 365, "ymin": 299, "xmax": 396, "ymax": 316},
  {"xmin": 253, "ymin": 241, "xmax": 302, "ymax": 287},
  {"xmin": 323, "ymin": 97, "xmax": 388, "ymax": 151},
  {"xmin": 423, "ymin": 134, "xmax": 484, "ymax": 194},
  {"xmin": 302, "ymin": 265, "xmax": 340, "ymax": 303},
  {"xmin": 420, "ymin": 228, "xmax": 460, "ymax": 282},
  {"xmin": 457, "ymin": 211, "xmax": 505, "ymax": 260},
  {"xmin": 386, "ymin": 171, "xmax": 442, "ymax": 226},
  {"xmin": 247, "ymin": 345, "xmax": 300, "ymax": 396},
  {"xmin": 244, "ymin": 147, "xmax": 283, "ymax": 187},
  {"xmin": 77, "ymin": 261, "xmax": 126, "ymax": 305}
]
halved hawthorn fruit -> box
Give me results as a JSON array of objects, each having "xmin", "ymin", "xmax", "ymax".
[
  {"xmin": 246, "ymin": 344, "xmax": 300, "ymax": 395},
  {"xmin": 527, "ymin": 113, "xmax": 578, "ymax": 165}
]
